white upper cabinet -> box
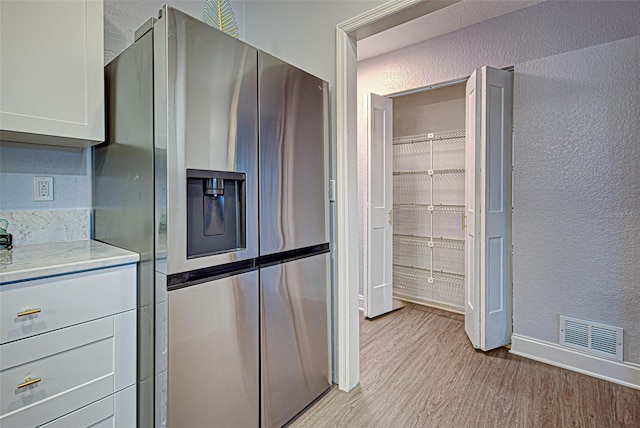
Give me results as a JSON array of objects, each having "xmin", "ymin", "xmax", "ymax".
[{"xmin": 0, "ymin": 0, "xmax": 104, "ymax": 147}]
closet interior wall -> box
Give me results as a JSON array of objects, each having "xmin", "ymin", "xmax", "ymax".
[{"xmin": 392, "ymin": 83, "xmax": 466, "ymax": 313}]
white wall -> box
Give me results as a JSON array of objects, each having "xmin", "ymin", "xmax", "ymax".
[
  {"xmin": 0, "ymin": 142, "xmax": 90, "ymax": 210},
  {"xmin": 237, "ymin": 1, "xmax": 383, "ymax": 82},
  {"xmin": 104, "ymin": 0, "xmax": 207, "ymax": 64},
  {"xmin": 357, "ymin": 1, "xmax": 640, "ymax": 363}
]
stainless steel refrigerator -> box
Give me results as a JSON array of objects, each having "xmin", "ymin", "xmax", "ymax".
[{"xmin": 93, "ymin": 6, "xmax": 330, "ymax": 428}]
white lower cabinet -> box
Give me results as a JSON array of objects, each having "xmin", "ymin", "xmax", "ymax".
[{"xmin": 0, "ymin": 265, "xmax": 137, "ymax": 427}]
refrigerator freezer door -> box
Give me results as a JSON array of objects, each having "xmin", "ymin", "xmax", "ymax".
[
  {"xmin": 258, "ymin": 52, "xmax": 329, "ymax": 255},
  {"xmin": 168, "ymin": 270, "xmax": 259, "ymax": 428},
  {"xmin": 161, "ymin": 8, "xmax": 259, "ymax": 274},
  {"xmin": 261, "ymin": 253, "xmax": 331, "ymax": 427}
]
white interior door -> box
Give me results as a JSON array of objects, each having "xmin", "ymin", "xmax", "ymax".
[
  {"xmin": 365, "ymin": 93, "xmax": 393, "ymax": 318},
  {"xmin": 464, "ymin": 70, "xmax": 481, "ymax": 347},
  {"xmin": 465, "ymin": 66, "xmax": 513, "ymax": 350}
]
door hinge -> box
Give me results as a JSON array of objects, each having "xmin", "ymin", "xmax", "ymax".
[{"xmin": 329, "ymin": 180, "xmax": 336, "ymax": 202}]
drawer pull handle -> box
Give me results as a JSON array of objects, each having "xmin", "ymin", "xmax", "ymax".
[
  {"xmin": 18, "ymin": 376, "xmax": 41, "ymax": 389},
  {"xmin": 17, "ymin": 308, "xmax": 41, "ymax": 317}
]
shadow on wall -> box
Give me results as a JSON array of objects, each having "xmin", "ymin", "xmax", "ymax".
[{"xmin": 0, "ymin": 141, "xmax": 86, "ymax": 175}]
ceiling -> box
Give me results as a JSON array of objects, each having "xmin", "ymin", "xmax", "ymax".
[{"xmin": 357, "ymin": 0, "xmax": 545, "ymax": 61}]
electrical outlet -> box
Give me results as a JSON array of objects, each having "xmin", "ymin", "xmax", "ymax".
[{"xmin": 33, "ymin": 177, "xmax": 53, "ymax": 201}]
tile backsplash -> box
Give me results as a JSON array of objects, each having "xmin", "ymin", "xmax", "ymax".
[{"xmin": 0, "ymin": 209, "xmax": 90, "ymax": 246}]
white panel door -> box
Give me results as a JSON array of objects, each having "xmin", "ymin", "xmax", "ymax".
[
  {"xmin": 480, "ymin": 66, "xmax": 513, "ymax": 350},
  {"xmin": 464, "ymin": 70, "xmax": 481, "ymax": 347},
  {"xmin": 365, "ymin": 93, "xmax": 393, "ymax": 318},
  {"xmin": 465, "ymin": 66, "xmax": 513, "ymax": 351}
]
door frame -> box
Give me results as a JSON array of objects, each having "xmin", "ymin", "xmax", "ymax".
[{"xmin": 334, "ymin": 0, "xmax": 460, "ymax": 391}]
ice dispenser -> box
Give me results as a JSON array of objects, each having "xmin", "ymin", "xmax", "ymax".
[{"xmin": 186, "ymin": 169, "xmax": 246, "ymax": 258}]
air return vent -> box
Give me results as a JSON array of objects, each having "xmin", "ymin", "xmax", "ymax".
[{"xmin": 560, "ymin": 316, "xmax": 623, "ymax": 361}]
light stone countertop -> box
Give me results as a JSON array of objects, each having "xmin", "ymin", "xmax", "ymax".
[{"xmin": 0, "ymin": 240, "xmax": 139, "ymax": 284}]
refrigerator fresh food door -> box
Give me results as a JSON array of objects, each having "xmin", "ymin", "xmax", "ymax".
[
  {"xmin": 160, "ymin": 8, "xmax": 259, "ymax": 274},
  {"xmin": 261, "ymin": 253, "xmax": 331, "ymax": 427},
  {"xmin": 258, "ymin": 52, "xmax": 329, "ymax": 255},
  {"xmin": 168, "ymin": 270, "xmax": 259, "ymax": 428}
]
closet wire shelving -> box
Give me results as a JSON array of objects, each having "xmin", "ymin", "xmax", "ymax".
[{"xmin": 392, "ymin": 129, "xmax": 466, "ymax": 312}]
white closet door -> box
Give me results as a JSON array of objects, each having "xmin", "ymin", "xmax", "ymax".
[
  {"xmin": 464, "ymin": 70, "xmax": 481, "ymax": 348},
  {"xmin": 465, "ymin": 66, "xmax": 513, "ymax": 351},
  {"xmin": 365, "ymin": 93, "xmax": 394, "ymax": 318}
]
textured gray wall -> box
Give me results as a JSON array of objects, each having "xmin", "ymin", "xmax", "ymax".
[
  {"xmin": 513, "ymin": 37, "xmax": 640, "ymax": 362},
  {"xmin": 357, "ymin": 1, "xmax": 640, "ymax": 362}
]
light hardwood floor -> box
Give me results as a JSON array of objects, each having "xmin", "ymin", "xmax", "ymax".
[{"xmin": 292, "ymin": 303, "xmax": 640, "ymax": 427}]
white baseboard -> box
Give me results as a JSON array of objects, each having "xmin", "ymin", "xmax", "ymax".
[
  {"xmin": 510, "ymin": 334, "xmax": 640, "ymax": 390},
  {"xmin": 358, "ymin": 294, "xmax": 364, "ymax": 312},
  {"xmin": 394, "ymin": 293, "xmax": 464, "ymax": 315}
]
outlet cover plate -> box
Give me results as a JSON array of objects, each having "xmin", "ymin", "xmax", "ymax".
[{"xmin": 33, "ymin": 176, "xmax": 53, "ymax": 201}]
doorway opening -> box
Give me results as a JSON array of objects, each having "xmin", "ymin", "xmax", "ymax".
[
  {"xmin": 359, "ymin": 63, "xmax": 514, "ymax": 387},
  {"xmin": 335, "ymin": 0, "xmax": 521, "ymax": 391},
  {"xmin": 389, "ymin": 82, "xmax": 467, "ymax": 313},
  {"xmin": 361, "ymin": 65, "xmax": 513, "ymax": 329},
  {"xmin": 365, "ymin": 81, "xmax": 467, "ymax": 317}
]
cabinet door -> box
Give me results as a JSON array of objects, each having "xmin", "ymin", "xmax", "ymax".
[{"xmin": 0, "ymin": 0, "xmax": 104, "ymax": 146}]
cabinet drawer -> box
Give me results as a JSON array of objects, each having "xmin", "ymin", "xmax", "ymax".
[
  {"xmin": 41, "ymin": 394, "xmax": 114, "ymax": 428},
  {"xmin": 0, "ymin": 264, "xmax": 135, "ymax": 345},
  {"xmin": 0, "ymin": 317, "xmax": 115, "ymax": 427},
  {"xmin": 40, "ymin": 385, "xmax": 136, "ymax": 428}
]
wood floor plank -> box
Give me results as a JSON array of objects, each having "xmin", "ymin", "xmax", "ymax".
[{"xmin": 291, "ymin": 304, "xmax": 640, "ymax": 427}]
